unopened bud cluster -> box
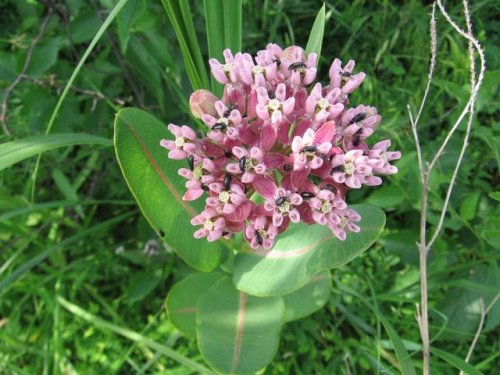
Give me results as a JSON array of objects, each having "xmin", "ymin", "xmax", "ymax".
[{"xmin": 161, "ymin": 44, "xmax": 400, "ymax": 249}]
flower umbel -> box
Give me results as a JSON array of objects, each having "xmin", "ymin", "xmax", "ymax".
[{"xmin": 162, "ymin": 45, "xmax": 400, "ymax": 249}]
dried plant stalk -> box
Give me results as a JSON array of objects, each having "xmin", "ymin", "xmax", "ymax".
[{"xmin": 409, "ymin": 1, "xmax": 486, "ymax": 373}]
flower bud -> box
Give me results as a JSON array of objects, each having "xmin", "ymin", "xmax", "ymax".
[{"xmin": 189, "ymin": 89, "xmax": 218, "ymax": 119}]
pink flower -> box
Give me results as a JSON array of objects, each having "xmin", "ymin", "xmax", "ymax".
[
  {"xmin": 329, "ymin": 207, "xmax": 361, "ymax": 241},
  {"xmin": 163, "ymin": 43, "xmax": 400, "ymax": 248},
  {"xmin": 245, "ymin": 216, "xmax": 278, "ymax": 249},
  {"xmin": 368, "ymin": 140, "xmax": 401, "ymax": 174},
  {"xmin": 330, "ymin": 150, "xmax": 371, "ymax": 189},
  {"xmin": 178, "ymin": 157, "xmax": 216, "ymax": 201},
  {"xmin": 255, "ymin": 83, "xmax": 295, "ymax": 126},
  {"xmin": 202, "ymin": 100, "xmax": 243, "ymax": 142},
  {"xmin": 209, "ymin": 49, "xmax": 239, "ymax": 84},
  {"xmin": 206, "ymin": 181, "xmax": 247, "ymax": 215},
  {"xmin": 238, "ymin": 51, "xmax": 278, "ymax": 87},
  {"xmin": 329, "ymin": 58, "xmax": 366, "ymax": 94},
  {"xmin": 191, "ymin": 208, "xmax": 225, "ymax": 242},
  {"xmin": 308, "ymin": 189, "xmax": 347, "ymax": 225},
  {"xmin": 305, "ymin": 83, "xmax": 344, "ymax": 123},
  {"xmin": 264, "ymin": 187, "xmax": 303, "ymax": 226},
  {"xmin": 291, "ymin": 128, "xmax": 332, "ymax": 170},
  {"xmin": 189, "ymin": 89, "xmax": 218, "ymax": 119},
  {"xmin": 280, "ymin": 46, "xmax": 317, "ymax": 86},
  {"xmin": 161, "ymin": 124, "xmax": 197, "ymax": 160}
]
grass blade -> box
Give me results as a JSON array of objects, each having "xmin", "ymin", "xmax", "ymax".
[
  {"xmin": 57, "ymin": 297, "xmax": 216, "ymax": 375},
  {"xmin": 31, "ymin": 0, "xmax": 130, "ymax": 202},
  {"xmin": 431, "ymin": 348, "xmax": 484, "ymax": 375},
  {"xmin": 161, "ymin": 0, "xmax": 209, "ymax": 90},
  {"xmin": 0, "ymin": 133, "xmax": 112, "ymax": 171},
  {"xmin": 204, "ymin": 0, "xmax": 225, "ymax": 95},
  {"xmin": 223, "ymin": 0, "xmax": 242, "ymax": 53},
  {"xmin": 305, "ymin": 3, "xmax": 326, "ymax": 62},
  {"xmin": 378, "ymin": 314, "xmax": 417, "ymax": 375},
  {"xmin": 0, "ymin": 213, "xmax": 133, "ymax": 293}
]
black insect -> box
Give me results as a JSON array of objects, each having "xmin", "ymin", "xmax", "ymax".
[
  {"xmin": 201, "ymin": 183, "xmax": 210, "ymax": 191},
  {"xmin": 300, "ymin": 145, "xmax": 318, "ymax": 153},
  {"xmin": 255, "ymin": 231, "xmax": 264, "ymax": 246},
  {"xmin": 275, "ymin": 196, "xmax": 287, "ymax": 206},
  {"xmin": 349, "ymin": 112, "xmax": 367, "ymax": 124},
  {"xmin": 283, "ymin": 163, "xmax": 292, "ymax": 172},
  {"xmin": 224, "ymin": 149, "xmax": 232, "ymax": 158},
  {"xmin": 212, "ymin": 122, "xmax": 227, "ymax": 131},
  {"xmin": 239, "ymin": 157, "xmax": 247, "ymax": 172},
  {"xmin": 339, "ymin": 71, "xmax": 352, "ymax": 78},
  {"xmin": 187, "ymin": 154, "xmax": 194, "ymax": 171},
  {"xmin": 300, "ymin": 191, "xmax": 315, "ymax": 199},
  {"xmin": 330, "ymin": 165, "xmax": 345, "ymax": 174},
  {"xmin": 223, "ymin": 174, "xmax": 232, "ymax": 190},
  {"xmin": 158, "ymin": 229, "xmax": 165, "ymax": 237},
  {"xmin": 352, "ymin": 129, "xmax": 363, "ymax": 146},
  {"xmin": 324, "ymin": 184, "xmax": 337, "ymax": 194},
  {"xmin": 288, "ymin": 61, "xmax": 306, "ymax": 71},
  {"xmin": 223, "ymin": 105, "xmax": 236, "ymax": 118},
  {"xmin": 274, "ymin": 58, "xmax": 281, "ymax": 66}
]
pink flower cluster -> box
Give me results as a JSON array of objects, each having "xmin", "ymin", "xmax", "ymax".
[{"xmin": 161, "ymin": 45, "xmax": 400, "ymax": 249}]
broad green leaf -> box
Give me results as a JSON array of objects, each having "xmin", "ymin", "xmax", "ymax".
[
  {"xmin": 166, "ymin": 271, "xmax": 225, "ymax": 338},
  {"xmin": 197, "ymin": 277, "xmax": 285, "ymax": 374},
  {"xmin": 305, "ymin": 4, "xmax": 326, "ymax": 62},
  {"xmin": 233, "ymin": 205, "xmax": 385, "ymax": 296},
  {"xmin": 283, "ymin": 270, "xmax": 332, "ymax": 322},
  {"xmin": 114, "ymin": 108, "xmax": 227, "ymax": 271},
  {"xmin": 116, "ymin": 0, "xmax": 145, "ymax": 53},
  {"xmin": 0, "ymin": 133, "xmax": 112, "ymax": 171},
  {"xmin": 431, "ymin": 348, "xmax": 484, "ymax": 375}
]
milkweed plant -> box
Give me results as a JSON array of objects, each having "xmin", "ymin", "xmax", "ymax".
[
  {"xmin": 163, "ymin": 44, "xmax": 400, "ymax": 249},
  {"xmin": 114, "ymin": 8, "xmax": 400, "ymax": 375}
]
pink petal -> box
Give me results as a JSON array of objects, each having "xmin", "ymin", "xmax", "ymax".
[
  {"xmin": 315, "ymin": 121, "xmax": 336, "ymax": 144},
  {"xmin": 183, "ymin": 188, "xmax": 203, "ymax": 201},
  {"xmin": 253, "ymin": 175, "xmax": 277, "ymax": 199},
  {"xmin": 260, "ymin": 124, "xmax": 277, "ymax": 151},
  {"xmin": 263, "ymin": 153, "xmax": 286, "ymax": 169}
]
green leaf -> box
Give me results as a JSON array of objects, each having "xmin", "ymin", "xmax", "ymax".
[
  {"xmin": 116, "ymin": 0, "xmax": 145, "ymax": 53},
  {"xmin": 114, "ymin": 108, "xmax": 227, "ymax": 271},
  {"xmin": 283, "ymin": 270, "xmax": 332, "ymax": 322},
  {"xmin": 377, "ymin": 314, "xmax": 417, "ymax": 375},
  {"xmin": 233, "ymin": 205, "xmax": 385, "ymax": 296},
  {"xmin": 431, "ymin": 348, "xmax": 484, "ymax": 375},
  {"xmin": 204, "ymin": 0, "xmax": 225, "ymax": 96},
  {"xmin": 57, "ymin": 297, "xmax": 216, "ymax": 375},
  {"xmin": 223, "ymin": 0, "xmax": 242, "ymax": 54},
  {"xmin": 0, "ymin": 133, "xmax": 112, "ymax": 171},
  {"xmin": 305, "ymin": 4, "xmax": 326, "ymax": 62},
  {"xmin": 124, "ymin": 269, "xmax": 162, "ymax": 303},
  {"xmin": 166, "ymin": 271, "xmax": 225, "ymax": 338},
  {"xmin": 459, "ymin": 191, "xmax": 480, "ymax": 221},
  {"xmin": 161, "ymin": 0, "xmax": 209, "ymax": 90},
  {"xmin": 197, "ymin": 277, "xmax": 285, "ymax": 374},
  {"xmin": 489, "ymin": 191, "xmax": 500, "ymax": 202}
]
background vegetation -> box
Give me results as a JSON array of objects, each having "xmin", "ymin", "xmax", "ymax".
[{"xmin": 1, "ymin": 0, "xmax": 498, "ymax": 373}]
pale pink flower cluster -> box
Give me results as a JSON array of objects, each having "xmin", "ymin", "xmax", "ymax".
[{"xmin": 161, "ymin": 44, "xmax": 400, "ymax": 249}]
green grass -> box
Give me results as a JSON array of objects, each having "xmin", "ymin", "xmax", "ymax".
[{"xmin": 1, "ymin": 0, "xmax": 499, "ymax": 373}]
